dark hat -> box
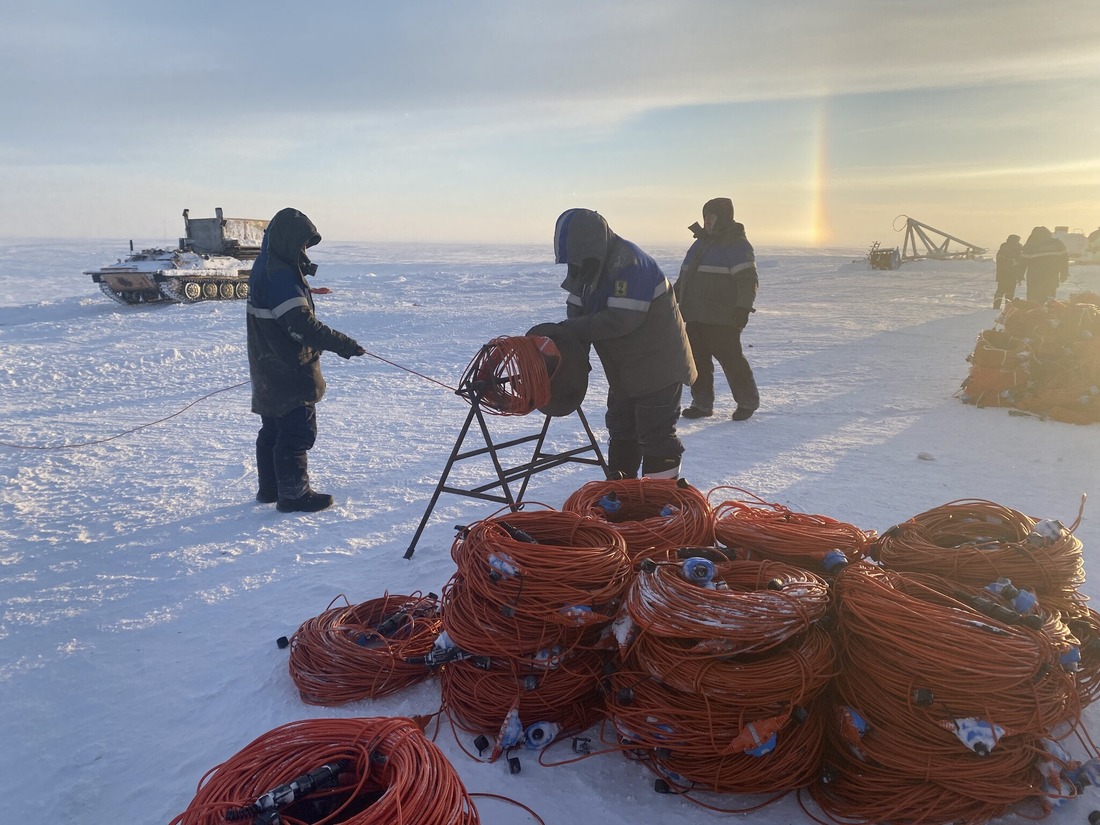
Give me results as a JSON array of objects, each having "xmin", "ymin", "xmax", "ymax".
[{"xmin": 702, "ymin": 198, "xmax": 734, "ymax": 222}]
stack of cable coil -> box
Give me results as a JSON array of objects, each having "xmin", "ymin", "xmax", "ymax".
[
  {"xmin": 872, "ymin": 496, "xmax": 1100, "ymax": 722},
  {"xmin": 167, "ymin": 716, "xmax": 479, "ymax": 824},
  {"xmin": 562, "ymin": 477, "xmax": 714, "ymax": 561},
  {"xmin": 959, "ymin": 327, "xmax": 1034, "ymax": 408},
  {"xmin": 710, "ymin": 486, "xmax": 875, "ymax": 574},
  {"xmin": 287, "ymin": 593, "xmax": 441, "ymax": 705},
  {"xmin": 812, "ymin": 563, "xmax": 1085, "ymax": 824},
  {"xmin": 961, "ymin": 295, "xmax": 1100, "ymax": 423},
  {"xmin": 605, "ymin": 556, "xmax": 834, "ymax": 795},
  {"xmin": 438, "ymin": 509, "xmax": 632, "ymax": 751}
]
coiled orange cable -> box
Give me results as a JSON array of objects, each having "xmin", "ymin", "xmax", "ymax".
[
  {"xmin": 287, "ymin": 593, "xmax": 441, "ymax": 705},
  {"xmin": 457, "ymin": 335, "xmax": 556, "ymax": 415},
  {"xmin": 710, "ymin": 486, "xmax": 875, "ymax": 572},
  {"xmin": 604, "ymin": 670, "xmax": 828, "ymax": 795},
  {"xmin": 167, "ymin": 716, "xmax": 479, "ymax": 825},
  {"xmin": 807, "ymin": 563, "xmax": 1086, "ymax": 823},
  {"xmin": 871, "ymin": 498, "xmax": 1086, "ymax": 603},
  {"xmin": 625, "ymin": 558, "xmax": 830, "ymax": 656},
  {"xmin": 562, "ymin": 477, "xmax": 715, "ymax": 561},
  {"xmin": 437, "ymin": 509, "xmax": 629, "ymax": 739}
]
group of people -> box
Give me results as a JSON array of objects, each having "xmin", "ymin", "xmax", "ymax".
[
  {"xmin": 246, "ymin": 201, "xmax": 759, "ymax": 512},
  {"xmin": 994, "ymin": 226, "xmax": 1070, "ymax": 309}
]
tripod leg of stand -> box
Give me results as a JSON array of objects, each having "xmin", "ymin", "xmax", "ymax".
[
  {"xmin": 404, "ymin": 402, "xmax": 479, "ymax": 560},
  {"xmin": 576, "ymin": 407, "xmax": 608, "ymax": 476},
  {"xmin": 473, "ymin": 402, "xmax": 519, "ymax": 509},
  {"xmin": 514, "ymin": 414, "xmax": 553, "ymax": 504}
]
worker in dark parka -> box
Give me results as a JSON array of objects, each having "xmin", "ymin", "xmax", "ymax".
[
  {"xmin": 552, "ymin": 208, "xmax": 696, "ymax": 480},
  {"xmin": 674, "ymin": 197, "xmax": 760, "ymax": 421},
  {"xmin": 246, "ymin": 207, "xmax": 365, "ymax": 513},
  {"xmin": 1020, "ymin": 226, "xmax": 1069, "ymax": 303}
]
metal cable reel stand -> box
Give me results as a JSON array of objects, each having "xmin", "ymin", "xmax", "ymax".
[{"xmin": 404, "ymin": 324, "xmax": 605, "ymax": 559}]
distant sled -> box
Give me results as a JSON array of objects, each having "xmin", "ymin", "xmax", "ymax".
[{"xmin": 87, "ymin": 207, "xmax": 268, "ymax": 306}]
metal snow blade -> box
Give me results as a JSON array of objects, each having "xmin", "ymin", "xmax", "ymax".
[{"xmin": 895, "ymin": 215, "xmax": 987, "ymax": 261}]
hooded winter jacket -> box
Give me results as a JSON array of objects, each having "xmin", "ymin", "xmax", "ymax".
[
  {"xmin": 996, "ymin": 236, "xmax": 1023, "ymax": 283},
  {"xmin": 1020, "ymin": 227, "xmax": 1069, "ymax": 303},
  {"xmin": 553, "ymin": 209, "xmax": 695, "ymax": 398},
  {"xmin": 246, "ymin": 208, "xmax": 361, "ymax": 417},
  {"xmin": 674, "ymin": 218, "xmax": 758, "ymax": 326}
]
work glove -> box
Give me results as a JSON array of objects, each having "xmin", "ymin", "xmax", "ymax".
[
  {"xmin": 339, "ymin": 340, "xmax": 366, "ymax": 359},
  {"xmin": 731, "ymin": 307, "xmax": 750, "ymax": 330}
]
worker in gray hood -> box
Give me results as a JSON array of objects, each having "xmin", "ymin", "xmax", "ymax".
[{"xmin": 552, "ymin": 209, "xmax": 695, "ymax": 479}]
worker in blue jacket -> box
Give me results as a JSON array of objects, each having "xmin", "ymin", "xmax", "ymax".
[
  {"xmin": 552, "ymin": 208, "xmax": 695, "ymax": 480},
  {"xmin": 246, "ymin": 207, "xmax": 365, "ymax": 513},
  {"xmin": 674, "ymin": 198, "xmax": 760, "ymax": 421}
]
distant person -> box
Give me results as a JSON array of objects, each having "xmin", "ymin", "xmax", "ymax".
[
  {"xmin": 552, "ymin": 208, "xmax": 695, "ymax": 480},
  {"xmin": 1020, "ymin": 226, "xmax": 1069, "ymax": 303},
  {"xmin": 993, "ymin": 233, "xmax": 1023, "ymax": 309},
  {"xmin": 247, "ymin": 207, "xmax": 365, "ymax": 513},
  {"xmin": 674, "ymin": 198, "xmax": 759, "ymax": 421}
]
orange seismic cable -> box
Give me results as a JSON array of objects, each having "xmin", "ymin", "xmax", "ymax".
[
  {"xmin": 288, "ymin": 593, "xmax": 441, "ymax": 705},
  {"xmin": 167, "ymin": 716, "xmax": 480, "ymax": 825},
  {"xmin": 709, "ymin": 486, "xmax": 874, "ymax": 573},
  {"xmin": 457, "ymin": 335, "xmax": 556, "ymax": 415},
  {"xmin": 871, "ymin": 498, "xmax": 1085, "ymax": 601},
  {"xmin": 562, "ymin": 477, "xmax": 715, "ymax": 561}
]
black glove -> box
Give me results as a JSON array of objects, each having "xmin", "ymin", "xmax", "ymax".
[
  {"xmin": 339, "ymin": 340, "xmax": 366, "ymax": 359},
  {"xmin": 688, "ymin": 221, "xmax": 706, "ymax": 239},
  {"xmin": 731, "ymin": 307, "xmax": 750, "ymax": 330}
]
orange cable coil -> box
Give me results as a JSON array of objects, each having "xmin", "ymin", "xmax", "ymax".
[
  {"xmin": 562, "ymin": 477, "xmax": 715, "ymax": 561},
  {"xmin": 288, "ymin": 593, "xmax": 440, "ymax": 705},
  {"xmin": 168, "ymin": 716, "xmax": 479, "ymax": 825},
  {"xmin": 710, "ymin": 486, "xmax": 875, "ymax": 571}
]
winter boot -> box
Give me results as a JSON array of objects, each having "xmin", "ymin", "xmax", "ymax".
[
  {"xmin": 641, "ymin": 455, "xmax": 681, "ymax": 480},
  {"xmin": 731, "ymin": 407, "xmax": 755, "ymax": 421},
  {"xmin": 277, "ymin": 490, "xmax": 335, "ymax": 513},
  {"xmin": 680, "ymin": 406, "xmax": 713, "ymax": 419},
  {"xmin": 256, "ymin": 489, "xmax": 278, "ymax": 504}
]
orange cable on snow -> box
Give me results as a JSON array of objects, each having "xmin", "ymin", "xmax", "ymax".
[
  {"xmin": 437, "ymin": 509, "xmax": 630, "ymax": 739},
  {"xmin": 287, "ymin": 592, "xmax": 442, "ymax": 705},
  {"xmin": 167, "ymin": 716, "xmax": 480, "ymax": 825}
]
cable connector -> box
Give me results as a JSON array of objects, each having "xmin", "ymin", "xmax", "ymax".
[
  {"xmin": 681, "ymin": 557, "xmax": 716, "ymax": 588},
  {"xmin": 598, "ymin": 491, "xmax": 621, "ymax": 516},
  {"xmin": 405, "ymin": 631, "xmax": 470, "ymax": 666},
  {"xmin": 226, "ymin": 760, "xmax": 348, "ymax": 822},
  {"xmin": 498, "ymin": 520, "xmax": 538, "ymax": 543}
]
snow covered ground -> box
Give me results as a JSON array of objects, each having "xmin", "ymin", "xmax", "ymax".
[{"xmin": 1, "ymin": 238, "xmax": 1098, "ymax": 824}]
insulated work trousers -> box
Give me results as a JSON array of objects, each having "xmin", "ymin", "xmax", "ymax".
[
  {"xmin": 685, "ymin": 321, "xmax": 759, "ymax": 414},
  {"xmin": 605, "ymin": 382, "xmax": 684, "ymax": 479},
  {"xmin": 256, "ymin": 404, "xmax": 318, "ymax": 500},
  {"xmin": 993, "ymin": 275, "xmax": 1019, "ymax": 306}
]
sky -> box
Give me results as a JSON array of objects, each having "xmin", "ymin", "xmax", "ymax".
[
  {"xmin": 1, "ymin": 0, "xmax": 1099, "ymax": 249},
  {"xmin": 2, "ymin": 243, "xmax": 1099, "ymax": 824}
]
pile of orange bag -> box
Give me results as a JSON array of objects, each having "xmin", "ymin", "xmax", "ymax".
[{"xmin": 960, "ymin": 292, "xmax": 1100, "ymax": 424}]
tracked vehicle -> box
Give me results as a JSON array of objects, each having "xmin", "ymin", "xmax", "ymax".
[{"xmin": 88, "ymin": 208, "xmax": 269, "ymax": 306}]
